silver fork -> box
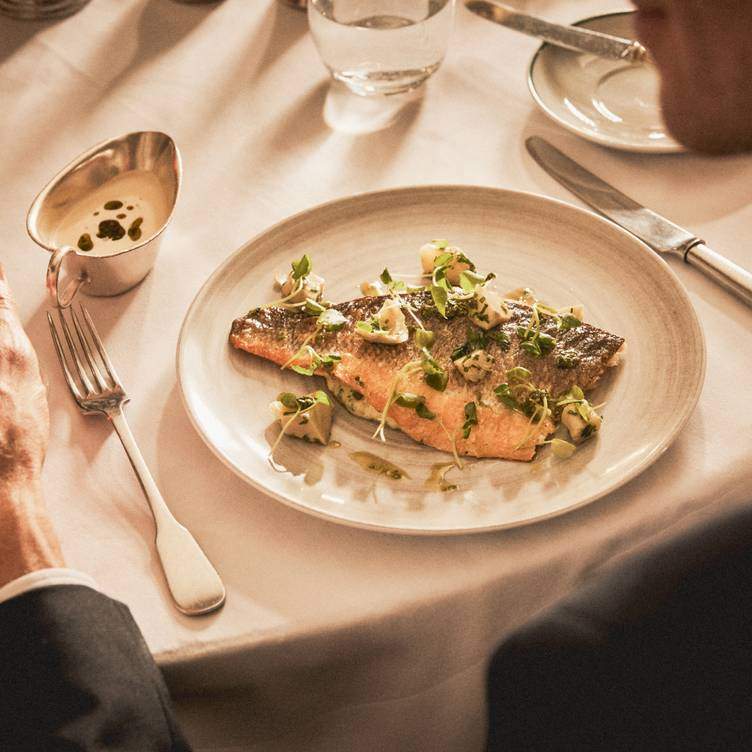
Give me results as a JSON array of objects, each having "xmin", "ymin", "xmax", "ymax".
[{"xmin": 47, "ymin": 305, "xmax": 226, "ymax": 616}]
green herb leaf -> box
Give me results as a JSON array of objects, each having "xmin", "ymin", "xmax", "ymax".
[
  {"xmin": 415, "ymin": 329, "xmax": 435, "ymax": 349},
  {"xmin": 304, "ymin": 299, "xmax": 326, "ymax": 316},
  {"xmin": 420, "ymin": 348, "xmax": 448, "ymax": 392},
  {"xmin": 395, "ymin": 392, "xmax": 421, "ymax": 408},
  {"xmin": 291, "ymin": 364, "xmax": 316, "ymax": 376},
  {"xmin": 537, "ymin": 332, "xmax": 556, "ymax": 355},
  {"xmin": 558, "ymin": 313, "xmax": 582, "ymax": 331},
  {"xmin": 433, "ymin": 251, "xmax": 454, "ymax": 268},
  {"xmin": 488, "ymin": 329, "xmax": 511, "ymax": 351},
  {"xmin": 415, "ymin": 402, "xmax": 436, "ymax": 420},
  {"xmin": 431, "ymin": 283, "xmax": 449, "ymax": 318},
  {"xmin": 395, "ymin": 392, "xmax": 436, "ymax": 420},
  {"xmin": 462, "ymin": 401, "xmax": 478, "ymax": 439},
  {"xmin": 458, "ymin": 269, "xmax": 486, "ymax": 292},
  {"xmin": 291, "ymin": 254, "xmax": 312, "ymax": 280},
  {"xmin": 506, "ymin": 367, "xmax": 531, "ymax": 383},
  {"xmin": 380, "ymin": 267, "xmax": 406, "ymax": 292},
  {"xmin": 312, "ymin": 390, "xmax": 330, "ymax": 406},
  {"xmin": 277, "ymin": 392, "xmax": 299, "ymax": 410},
  {"xmin": 494, "ymin": 383, "xmax": 519, "ymax": 411},
  {"xmin": 356, "ymin": 320, "xmax": 374, "ymax": 334},
  {"xmin": 551, "ymin": 438, "xmax": 577, "ymax": 459}
]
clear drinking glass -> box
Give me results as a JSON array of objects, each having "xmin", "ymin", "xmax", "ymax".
[{"xmin": 308, "ymin": 0, "xmax": 455, "ymax": 96}]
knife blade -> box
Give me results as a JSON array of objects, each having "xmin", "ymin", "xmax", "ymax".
[
  {"xmin": 526, "ymin": 136, "xmax": 752, "ymax": 307},
  {"xmin": 465, "ymin": 0, "xmax": 650, "ymax": 64}
]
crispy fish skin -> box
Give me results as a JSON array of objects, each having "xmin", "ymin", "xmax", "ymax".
[{"xmin": 229, "ymin": 292, "xmax": 624, "ymax": 460}]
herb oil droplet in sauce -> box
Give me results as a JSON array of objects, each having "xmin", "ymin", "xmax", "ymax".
[
  {"xmin": 127, "ymin": 217, "xmax": 143, "ymax": 241},
  {"xmin": 77, "ymin": 233, "xmax": 93, "ymax": 252},
  {"xmin": 104, "ymin": 200, "xmax": 123, "ymax": 210},
  {"xmin": 349, "ymin": 452, "xmax": 409, "ymax": 480},
  {"xmin": 96, "ymin": 219, "xmax": 126, "ymax": 241}
]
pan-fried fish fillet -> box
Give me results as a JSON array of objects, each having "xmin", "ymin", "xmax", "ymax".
[{"xmin": 229, "ymin": 292, "xmax": 624, "ymax": 461}]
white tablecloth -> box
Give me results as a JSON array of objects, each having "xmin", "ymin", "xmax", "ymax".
[{"xmin": 2, "ymin": 1, "xmax": 752, "ymax": 750}]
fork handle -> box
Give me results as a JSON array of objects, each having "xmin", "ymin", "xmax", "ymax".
[{"xmin": 109, "ymin": 408, "xmax": 226, "ymax": 615}]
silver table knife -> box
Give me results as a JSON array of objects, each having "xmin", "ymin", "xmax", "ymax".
[
  {"xmin": 465, "ymin": 0, "xmax": 649, "ymax": 64},
  {"xmin": 526, "ymin": 136, "xmax": 752, "ymax": 307}
]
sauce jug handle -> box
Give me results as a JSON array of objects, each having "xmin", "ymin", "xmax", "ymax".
[{"xmin": 46, "ymin": 246, "xmax": 89, "ymax": 309}]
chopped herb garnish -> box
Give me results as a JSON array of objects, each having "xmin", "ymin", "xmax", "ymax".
[
  {"xmin": 558, "ymin": 313, "xmax": 582, "ymax": 331},
  {"xmin": 494, "ymin": 383, "xmax": 519, "ymax": 411},
  {"xmin": 420, "ymin": 348, "xmax": 448, "ymax": 391},
  {"xmin": 506, "ymin": 366, "xmax": 531, "ymax": 383},
  {"xmin": 487, "ymin": 329, "xmax": 511, "ymax": 350},
  {"xmin": 395, "ymin": 392, "xmax": 436, "ymax": 420},
  {"xmin": 462, "ymin": 401, "xmax": 478, "ymax": 439}
]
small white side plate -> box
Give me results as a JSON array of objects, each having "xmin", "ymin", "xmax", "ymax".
[
  {"xmin": 177, "ymin": 186, "xmax": 704, "ymax": 535},
  {"xmin": 529, "ymin": 11, "xmax": 683, "ymax": 153}
]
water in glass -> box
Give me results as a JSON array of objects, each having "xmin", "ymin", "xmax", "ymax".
[{"xmin": 308, "ymin": 0, "xmax": 455, "ymax": 96}]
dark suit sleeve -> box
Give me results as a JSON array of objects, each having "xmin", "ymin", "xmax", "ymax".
[
  {"xmin": 0, "ymin": 585, "xmax": 192, "ymax": 752},
  {"xmin": 487, "ymin": 504, "xmax": 752, "ymax": 752}
]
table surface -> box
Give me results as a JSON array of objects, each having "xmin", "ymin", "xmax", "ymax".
[{"xmin": 3, "ymin": 1, "xmax": 752, "ymax": 750}]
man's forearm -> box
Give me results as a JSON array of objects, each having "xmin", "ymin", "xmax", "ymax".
[{"xmin": 0, "ymin": 478, "xmax": 64, "ymax": 587}]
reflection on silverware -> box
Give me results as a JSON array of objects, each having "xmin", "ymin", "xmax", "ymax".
[
  {"xmin": 47, "ymin": 305, "xmax": 226, "ymax": 615},
  {"xmin": 27, "ymin": 131, "xmax": 181, "ymax": 306},
  {"xmin": 526, "ymin": 136, "xmax": 752, "ymax": 308},
  {"xmin": 465, "ymin": 0, "xmax": 650, "ymax": 64}
]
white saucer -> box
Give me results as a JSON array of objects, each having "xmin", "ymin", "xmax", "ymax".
[{"xmin": 528, "ymin": 11, "xmax": 683, "ymax": 153}]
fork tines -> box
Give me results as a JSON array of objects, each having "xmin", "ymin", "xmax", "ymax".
[{"xmin": 47, "ymin": 304, "xmax": 124, "ymax": 407}]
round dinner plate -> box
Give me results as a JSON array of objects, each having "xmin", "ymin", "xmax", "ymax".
[
  {"xmin": 177, "ymin": 186, "xmax": 704, "ymax": 535},
  {"xmin": 528, "ymin": 11, "xmax": 683, "ymax": 153}
]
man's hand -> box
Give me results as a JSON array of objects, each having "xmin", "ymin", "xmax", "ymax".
[
  {"xmin": 0, "ymin": 269, "xmax": 49, "ymax": 483},
  {"xmin": 0, "ymin": 267, "xmax": 63, "ymax": 586},
  {"xmin": 633, "ymin": 0, "xmax": 752, "ymax": 153}
]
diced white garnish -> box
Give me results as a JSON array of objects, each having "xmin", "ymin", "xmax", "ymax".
[
  {"xmin": 420, "ymin": 240, "xmax": 447, "ymax": 274},
  {"xmin": 561, "ymin": 400, "xmax": 602, "ymax": 443},
  {"xmin": 356, "ymin": 299, "xmax": 409, "ymax": 344},
  {"xmin": 470, "ymin": 286, "xmax": 510, "ymax": 330},
  {"xmin": 453, "ymin": 349, "xmax": 495, "ymax": 383},
  {"xmin": 270, "ymin": 396, "xmax": 332, "ymax": 445},
  {"xmin": 360, "ymin": 279, "xmax": 388, "ymax": 297},
  {"xmin": 504, "ymin": 287, "xmax": 537, "ymax": 305},
  {"xmin": 279, "ymin": 270, "xmax": 325, "ymax": 303},
  {"xmin": 419, "ymin": 241, "xmax": 473, "ymax": 285}
]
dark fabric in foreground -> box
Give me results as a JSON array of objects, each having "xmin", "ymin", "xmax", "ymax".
[
  {"xmin": 487, "ymin": 503, "xmax": 752, "ymax": 751},
  {"xmin": 0, "ymin": 585, "xmax": 191, "ymax": 752}
]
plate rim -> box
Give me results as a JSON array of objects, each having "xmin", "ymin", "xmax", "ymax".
[
  {"xmin": 176, "ymin": 184, "xmax": 706, "ymax": 535},
  {"xmin": 527, "ymin": 10, "xmax": 685, "ymax": 154}
]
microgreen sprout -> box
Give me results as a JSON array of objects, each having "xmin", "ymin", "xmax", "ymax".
[
  {"xmin": 281, "ymin": 307, "xmax": 346, "ymax": 371},
  {"xmin": 372, "ymin": 361, "xmax": 423, "ymax": 442}
]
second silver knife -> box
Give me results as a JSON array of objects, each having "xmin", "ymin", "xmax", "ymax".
[
  {"xmin": 526, "ymin": 136, "xmax": 752, "ymax": 308},
  {"xmin": 465, "ymin": 0, "xmax": 649, "ymax": 64}
]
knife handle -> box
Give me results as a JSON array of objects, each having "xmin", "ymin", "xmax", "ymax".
[{"xmin": 685, "ymin": 242, "xmax": 752, "ymax": 308}]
